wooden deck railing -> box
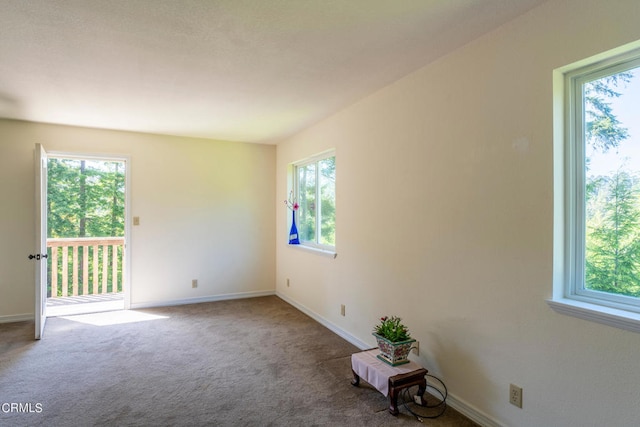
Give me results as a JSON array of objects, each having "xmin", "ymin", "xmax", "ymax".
[{"xmin": 47, "ymin": 237, "xmax": 124, "ymax": 298}]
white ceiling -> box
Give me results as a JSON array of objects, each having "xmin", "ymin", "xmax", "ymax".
[{"xmin": 0, "ymin": 0, "xmax": 548, "ymax": 144}]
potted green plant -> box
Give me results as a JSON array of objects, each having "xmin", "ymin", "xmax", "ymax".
[{"xmin": 372, "ymin": 316, "xmax": 416, "ymax": 366}]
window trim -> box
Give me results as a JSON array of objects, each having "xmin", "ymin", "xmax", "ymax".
[
  {"xmin": 291, "ymin": 149, "xmax": 336, "ymax": 253},
  {"xmin": 550, "ymin": 41, "xmax": 640, "ymax": 332}
]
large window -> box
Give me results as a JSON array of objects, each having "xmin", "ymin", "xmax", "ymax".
[
  {"xmin": 294, "ymin": 151, "xmax": 335, "ymax": 251},
  {"xmin": 552, "ymin": 45, "xmax": 640, "ymax": 329}
]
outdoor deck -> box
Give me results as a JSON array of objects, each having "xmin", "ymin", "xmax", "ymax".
[
  {"xmin": 46, "ymin": 293, "xmax": 124, "ymax": 317},
  {"xmin": 46, "ymin": 236, "xmax": 124, "ymax": 316}
]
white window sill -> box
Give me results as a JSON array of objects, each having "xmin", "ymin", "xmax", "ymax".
[
  {"xmin": 547, "ymin": 298, "xmax": 640, "ymax": 333},
  {"xmin": 288, "ymin": 244, "xmax": 337, "ymax": 259}
]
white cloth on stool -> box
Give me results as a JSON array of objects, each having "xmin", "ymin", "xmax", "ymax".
[{"xmin": 351, "ymin": 349, "xmax": 423, "ymax": 396}]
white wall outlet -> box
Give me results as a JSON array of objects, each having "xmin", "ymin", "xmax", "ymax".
[
  {"xmin": 509, "ymin": 384, "xmax": 523, "ymax": 408},
  {"xmin": 340, "ymin": 304, "xmax": 345, "ymax": 316},
  {"xmin": 192, "ymin": 279, "xmax": 198, "ymax": 288},
  {"xmin": 133, "ymin": 216, "xmax": 140, "ymax": 225},
  {"xmin": 411, "ymin": 341, "xmax": 419, "ymax": 355}
]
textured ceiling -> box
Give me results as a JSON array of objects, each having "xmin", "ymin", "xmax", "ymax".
[{"xmin": 0, "ymin": 0, "xmax": 548, "ymax": 143}]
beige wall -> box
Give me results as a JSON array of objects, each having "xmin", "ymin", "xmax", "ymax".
[
  {"xmin": 0, "ymin": 120, "xmax": 276, "ymax": 319},
  {"xmin": 276, "ymin": 0, "xmax": 640, "ymax": 426}
]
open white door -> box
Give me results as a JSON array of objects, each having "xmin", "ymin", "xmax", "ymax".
[{"xmin": 35, "ymin": 143, "xmax": 48, "ymax": 339}]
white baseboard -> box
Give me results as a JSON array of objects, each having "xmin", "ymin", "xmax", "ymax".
[
  {"xmin": 445, "ymin": 394, "xmax": 504, "ymax": 427},
  {"xmin": 276, "ymin": 291, "xmax": 502, "ymax": 427},
  {"xmin": 276, "ymin": 291, "xmax": 370, "ymax": 351},
  {"xmin": 0, "ymin": 313, "xmax": 33, "ymax": 323},
  {"xmin": 130, "ymin": 290, "xmax": 275, "ymax": 310},
  {"xmin": 0, "ymin": 292, "xmax": 276, "ymax": 322}
]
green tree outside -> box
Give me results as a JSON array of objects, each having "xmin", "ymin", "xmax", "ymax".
[
  {"xmin": 584, "ymin": 69, "xmax": 640, "ymax": 297},
  {"xmin": 586, "ymin": 171, "xmax": 640, "ymax": 296},
  {"xmin": 47, "ymin": 158, "xmax": 125, "ymax": 297}
]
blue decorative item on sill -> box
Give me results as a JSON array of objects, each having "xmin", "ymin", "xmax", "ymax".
[
  {"xmin": 284, "ymin": 191, "xmax": 300, "ymax": 244},
  {"xmin": 289, "ymin": 210, "xmax": 300, "ymax": 244}
]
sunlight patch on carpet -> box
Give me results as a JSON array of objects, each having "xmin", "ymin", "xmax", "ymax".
[{"xmin": 61, "ymin": 310, "xmax": 169, "ymax": 326}]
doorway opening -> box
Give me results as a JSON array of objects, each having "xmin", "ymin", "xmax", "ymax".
[{"xmin": 45, "ymin": 156, "xmax": 127, "ymax": 316}]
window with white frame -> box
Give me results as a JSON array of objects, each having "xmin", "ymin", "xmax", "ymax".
[
  {"xmin": 294, "ymin": 151, "xmax": 335, "ymax": 250},
  {"xmin": 553, "ymin": 45, "xmax": 640, "ymax": 329}
]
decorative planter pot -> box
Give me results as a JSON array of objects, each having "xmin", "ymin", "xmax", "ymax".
[{"xmin": 373, "ymin": 333, "xmax": 416, "ymax": 366}]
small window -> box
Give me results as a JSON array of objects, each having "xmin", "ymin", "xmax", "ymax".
[
  {"xmin": 294, "ymin": 151, "xmax": 335, "ymax": 250},
  {"xmin": 552, "ymin": 44, "xmax": 640, "ymax": 329}
]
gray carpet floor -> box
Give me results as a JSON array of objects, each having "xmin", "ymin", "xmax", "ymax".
[{"xmin": 0, "ymin": 296, "xmax": 478, "ymax": 426}]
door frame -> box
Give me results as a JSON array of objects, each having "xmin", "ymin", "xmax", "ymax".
[{"xmin": 45, "ymin": 150, "xmax": 132, "ymax": 311}]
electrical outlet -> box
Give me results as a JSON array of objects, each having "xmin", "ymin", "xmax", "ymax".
[
  {"xmin": 509, "ymin": 384, "xmax": 522, "ymax": 408},
  {"xmin": 340, "ymin": 304, "xmax": 345, "ymax": 316},
  {"xmin": 286, "ymin": 278, "xmax": 290, "ymax": 287},
  {"xmin": 411, "ymin": 341, "xmax": 419, "ymax": 355},
  {"xmin": 192, "ymin": 279, "xmax": 198, "ymax": 288}
]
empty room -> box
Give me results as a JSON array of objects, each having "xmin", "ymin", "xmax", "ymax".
[{"xmin": 2, "ymin": 1, "xmax": 640, "ymax": 426}]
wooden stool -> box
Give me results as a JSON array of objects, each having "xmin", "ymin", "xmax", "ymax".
[{"xmin": 351, "ymin": 349, "xmax": 427, "ymax": 415}]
